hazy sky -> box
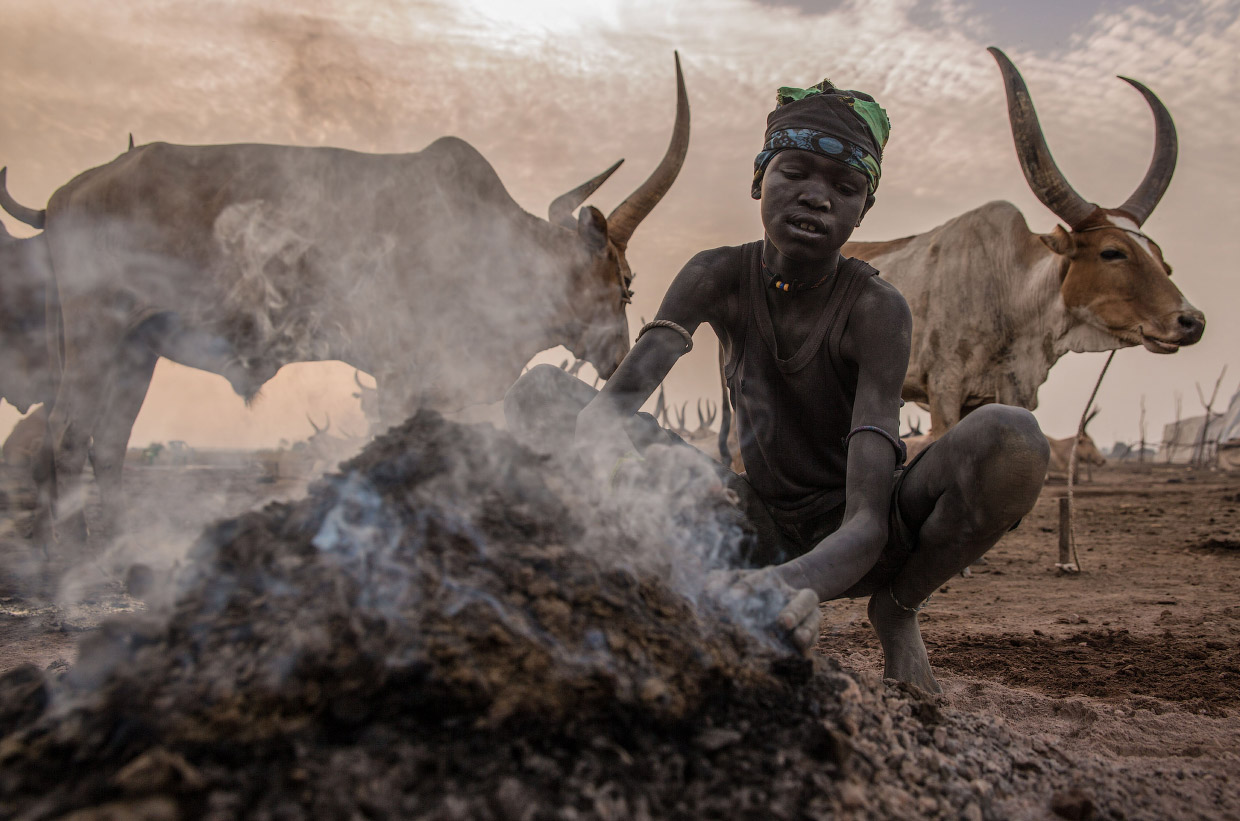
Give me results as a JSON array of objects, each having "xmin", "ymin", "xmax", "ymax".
[{"xmin": 1, "ymin": 0, "xmax": 1236, "ymax": 449}]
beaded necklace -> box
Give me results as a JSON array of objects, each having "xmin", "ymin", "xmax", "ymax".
[{"xmin": 761, "ymin": 256, "xmax": 834, "ymax": 293}]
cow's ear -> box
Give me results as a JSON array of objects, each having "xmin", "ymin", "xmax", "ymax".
[
  {"xmin": 1039, "ymin": 225, "xmax": 1074, "ymax": 256},
  {"xmin": 577, "ymin": 205, "xmax": 609, "ymax": 252}
]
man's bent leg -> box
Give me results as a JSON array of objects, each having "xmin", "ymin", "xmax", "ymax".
[{"xmin": 868, "ymin": 404, "xmax": 1049, "ymax": 692}]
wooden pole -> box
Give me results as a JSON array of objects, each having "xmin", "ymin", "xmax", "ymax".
[
  {"xmin": 1138, "ymin": 395, "xmax": 1146, "ymax": 464},
  {"xmin": 1064, "ymin": 350, "xmax": 1116, "ymax": 573},
  {"xmin": 1057, "ymin": 497, "xmax": 1073, "ymax": 570}
]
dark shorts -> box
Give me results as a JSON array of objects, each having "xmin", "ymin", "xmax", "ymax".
[{"xmin": 730, "ymin": 443, "xmax": 934, "ymax": 600}]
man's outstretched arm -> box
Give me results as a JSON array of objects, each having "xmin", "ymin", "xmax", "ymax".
[
  {"xmin": 576, "ymin": 248, "xmax": 734, "ymax": 448},
  {"xmin": 777, "ymin": 278, "xmax": 913, "ymax": 601}
]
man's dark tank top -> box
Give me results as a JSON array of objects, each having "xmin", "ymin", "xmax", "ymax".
[{"xmin": 723, "ymin": 241, "xmax": 879, "ymax": 519}]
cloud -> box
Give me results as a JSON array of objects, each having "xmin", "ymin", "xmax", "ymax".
[{"xmin": 0, "ymin": 0, "xmax": 1236, "ymax": 447}]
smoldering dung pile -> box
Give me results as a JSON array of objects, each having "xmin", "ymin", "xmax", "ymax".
[{"xmin": 0, "ymin": 413, "xmax": 1160, "ymax": 819}]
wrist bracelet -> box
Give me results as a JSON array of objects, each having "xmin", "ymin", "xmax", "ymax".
[{"xmin": 636, "ymin": 319, "xmax": 693, "ymax": 353}]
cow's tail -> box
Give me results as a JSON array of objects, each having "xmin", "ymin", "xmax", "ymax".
[{"xmin": 716, "ymin": 342, "xmax": 733, "ymax": 469}]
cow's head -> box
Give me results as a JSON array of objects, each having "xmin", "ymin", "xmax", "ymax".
[
  {"xmin": 991, "ymin": 48, "xmax": 1205, "ymax": 354},
  {"xmin": 546, "ymin": 54, "xmax": 690, "ymax": 380},
  {"xmin": 0, "ymin": 221, "xmax": 54, "ymax": 413},
  {"xmin": 1074, "ymin": 432, "xmax": 1107, "ymax": 467}
]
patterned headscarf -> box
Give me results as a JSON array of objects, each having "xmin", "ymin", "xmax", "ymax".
[{"xmin": 752, "ymin": 79, "xmax": 891, "ymax": 199}]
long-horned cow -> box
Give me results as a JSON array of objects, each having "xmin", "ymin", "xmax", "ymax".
[
  {"xmin": 2, "ymin": 56, "xmax": 690, "ymax": 541},
  {"xmin": 1045, "ymin": 408, "xmax": 1107, "ymax": 480},
  {"xmin": 844, "ymin": 48, "xmax": 1204, "ymax": 437}
]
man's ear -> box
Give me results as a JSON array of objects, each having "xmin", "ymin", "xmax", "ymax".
[
  {"xmin": 1039, "ymin": 224, "xmax": 1074, "ymax": 256},
  {"xmin": 856, "ymin": 194, "xmax": 876, "ymax": 227},
  {"xmin": 577, "ymin": 205, "xmax": 608, "ymax": 252}
]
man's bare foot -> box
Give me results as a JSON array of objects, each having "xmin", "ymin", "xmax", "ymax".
[{"xmin": 867, "ymin": 590, "xmax": 942, "ymax": 694}]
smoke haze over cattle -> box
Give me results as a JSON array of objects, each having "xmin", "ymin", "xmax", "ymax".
[{"xmin": 0, "ymin": 0, "xmax": 1237, "ymax": 451}]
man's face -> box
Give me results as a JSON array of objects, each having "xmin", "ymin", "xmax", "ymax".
[{"xmin": 759, "ymin": 150, "xmax": 872, "ymax": 261}]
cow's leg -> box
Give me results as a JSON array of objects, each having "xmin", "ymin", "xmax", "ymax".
[
  {"xmin": 89, "ymin": 344, "xmax": 159, "ymax": 540},
  {"xmin": 865, "ymin": 404, "xmax": 1048, "ymax": 692},
  {"xmin": 926, "ymin": 379, "xmax": 963, "ymax": 438},
  {"xmin": 40, "ymin": 373, "xmax": 103, "ymax": 550},
  {"xmin": 38, "ymin": 297, "xmax": 130, "ymax": 550}
]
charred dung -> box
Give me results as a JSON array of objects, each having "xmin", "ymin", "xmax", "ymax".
[{"xmin": 0, "ymin": 413, "xmax": 1155, "ymax": 819}]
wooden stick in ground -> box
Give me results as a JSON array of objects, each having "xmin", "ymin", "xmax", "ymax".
[
  {"xmin": 1057, "ymin": 496, "xmax": 1072, "ymax": 567},
  {"xmin": 1064, "ymin": 350, "xmax": 1117, "ymax": 573}
]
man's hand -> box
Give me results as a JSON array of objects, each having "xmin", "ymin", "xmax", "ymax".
[
  {"xmin": 704, "ymin": 568, "xmax": 823, "ymax": 656},
  {"xmin": 778, "ymin": 586, "xmax": 823, "ymax": 655},
  {"xmin": 572, "ymin": 403, "xmax": 640, "ymax": 481}
]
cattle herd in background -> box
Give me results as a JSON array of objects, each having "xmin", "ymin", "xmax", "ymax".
[{"xmin": 0, "ymin": 48, "xmax": 1218, "ymax": 551}]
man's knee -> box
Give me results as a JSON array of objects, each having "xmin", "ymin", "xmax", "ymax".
[
  {"xmin": 960, "ymin": 405, "xmax": 1048, "ymax": 472},
  {"xmin": 952, "ymin": 405, "xmax": 1047, "ymax": 519}
]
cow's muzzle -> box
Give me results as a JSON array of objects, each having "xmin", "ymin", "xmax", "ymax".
[{"xmin": 1140, "ymin": 309, "xmax": 1205, "ymax": 353}]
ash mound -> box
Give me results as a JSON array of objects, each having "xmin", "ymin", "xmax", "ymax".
[{"xmin": 0, "ymin": 413, "xmax": 1153, "ymax": 819}]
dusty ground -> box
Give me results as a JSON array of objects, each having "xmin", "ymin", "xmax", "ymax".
[
  {"xmin": 820, "ymin": 462, "xmax": 1240, "ymax": 816},
  {"xmin": 0, "ymin": 440, "xmax": 1237, "ymax": 819}
]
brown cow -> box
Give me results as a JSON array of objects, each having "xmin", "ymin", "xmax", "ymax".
[
  {"xmin": 1046, "ymin": 409, "xmax": 1107, "ymax": 480},
  {"xmin": 843, "ymin": 49, "xmax": 1203, "ymax": 437},
  {"xmin": 4, "ymin": 56, "xmax": 690, "ymax": 542}
]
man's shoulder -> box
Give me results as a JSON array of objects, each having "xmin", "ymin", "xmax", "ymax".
[
  {"xmin": 845, "ymin": 263, "xmax": 912, "ymax": 339},
  {"xmin": 684, "ymin": 242, "xmax": 757, "ymax": 274},
  {"xmin": 847, "ymin": 261, "xmax": 909, "ymax": 312},
  {"xmin": 674, "ymin": 242, "xmax": 758, "ymax": 299}
]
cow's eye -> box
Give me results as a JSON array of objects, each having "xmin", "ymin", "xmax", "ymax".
[{"xmin": 1100, "ymin": 249, "xmax": 1126, "ymax": 261}]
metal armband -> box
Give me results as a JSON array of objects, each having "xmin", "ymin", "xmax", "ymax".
[{"xmin": 636, "ymin": 319, "xmax": 693, "ymax": 353}]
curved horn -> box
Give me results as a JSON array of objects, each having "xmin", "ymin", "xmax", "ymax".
[
  {"xmin": 606, "ymin": 51, "xmax": 690, "ymax": 250},
  {"xmin": 307, "ymin": 413, "xmax": 321, "ymax": 434},
  {"xmin": 548, "ymin": 159, "xmax": 624, "ymax": 229},
  {"xmin": 1115, "ymin": 77, "xmax": 1177, "ymax": 227},
  {"xmin": 988, "ymin": 47, "xmax": 1096, "ymax": 229},
  {"xmin": 0, "ymin": 168, "xmax": 46, "ymax": 230},
  {"xmin": 354, "ymin": 369, "xmax": 366, "ymax": 389},
  {"xmin": 697, "ymin": 398, "xmax": 706, "ymax": 429}
]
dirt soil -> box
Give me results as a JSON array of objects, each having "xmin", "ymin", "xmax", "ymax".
[{"xmin": 0, "ymin": 416, "xmax": 1238, "ymax": 820}]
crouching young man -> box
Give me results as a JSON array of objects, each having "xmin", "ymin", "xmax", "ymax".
[{"xmin": 507, "ymin": 80, "xmax": 1048, "ymax": 693}]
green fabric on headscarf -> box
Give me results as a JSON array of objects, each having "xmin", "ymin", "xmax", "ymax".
[{"xmin": 850, "ymin": 99, "xmax": 891, "ymax": 151}]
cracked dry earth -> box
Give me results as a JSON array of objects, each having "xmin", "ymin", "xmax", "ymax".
[{"xmin": 0, "ymin": 415, "xmax": 1238, "ymax": 820}]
